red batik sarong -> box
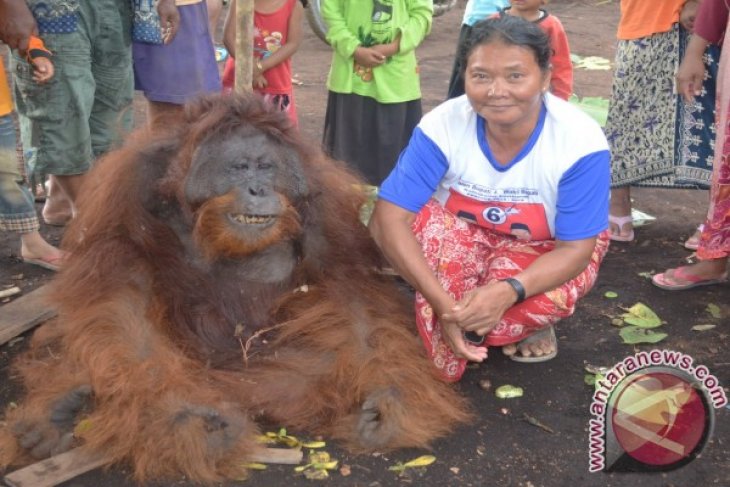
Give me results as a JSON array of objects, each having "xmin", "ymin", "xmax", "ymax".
[{"xmin": 412, "ymin": 200, "xmax": 610, "ymax": 382}]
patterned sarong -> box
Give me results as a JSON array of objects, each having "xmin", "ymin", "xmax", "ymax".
[
  {"xmin": 606, "ymin": 24, "xmax": 719, "ymax": 189},
  {"xmin": 412, "ymin": 200, "xmax": 610, "ymax": 382}
]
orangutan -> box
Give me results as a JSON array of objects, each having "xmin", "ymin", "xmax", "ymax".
[{"xmin": 0, "ymin": 94, "xmax": 469, "ymax": 484}]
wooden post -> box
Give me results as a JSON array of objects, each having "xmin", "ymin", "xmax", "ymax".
[{"xmin": 235, "ymin": 0, "xmax": 254, "ymax": 93}]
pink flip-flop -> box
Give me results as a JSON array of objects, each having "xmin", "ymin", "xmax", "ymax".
[
  {"xmin": 21, "ymin": 252, "xmax": 68, "ymax": 272},
  {"xmin": 652, "ymin": 266, "xmax": 728, "ymax": 291},
  {"xmin": 609, "ymin": 214, "xmax": 634, "ymax": 242}
]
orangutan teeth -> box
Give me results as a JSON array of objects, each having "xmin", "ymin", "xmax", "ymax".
[{"xmin": 232, "ymin": 214, "xmax": 274, "ymax": 224}]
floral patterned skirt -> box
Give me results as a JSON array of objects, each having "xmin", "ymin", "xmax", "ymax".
[
  {"xmin": 698, "ymin": 19, "xmax": 730, "ymax": 260},
  {"xmin": 412, "ymin": 200, "xmax": 610, "ymax": 382}
]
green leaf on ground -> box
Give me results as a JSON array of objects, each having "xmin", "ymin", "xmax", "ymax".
[
  {"xmin": 706, "ymin": 303, "xmax": 722, "ymax": 319},
  {"xmin": 571, "ymin": 54, "xmax": 612, "ymax": 70},
  {"xmin": 604, "ymin": 291, "xmax": 618, "ymax": 299},
  {"xmin": 389, "ymin": 455, "xmax": 437, "ymax": 474},
  {"xmin": 692, "ymin": 324, "xmax": 717, "ymax": 331},
  {"xmin": 619, "ymin": 325, "xmax": 668, "ymax": 344},
  {"xmin": 621, "ymin": 303, "xmax": 663, "ymax": 328},
  {"xmin": 495, "ymin": 385, "xmax": 524, "ymax": 399}
]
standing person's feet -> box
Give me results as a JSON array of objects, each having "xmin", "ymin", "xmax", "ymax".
[
  {"xmin": 683, "ymin": 224, "xmax": 704, "ymax": 250},
  {"xmin": 609, "ymin": 186, "xmax": 634, "ymax": 242},
  {"xmin": 20, "ymin": 231, "xmax": 68, "ymax": 271},
  {"xmin": 652, "ymin": 259, "xmax": 729, "ymax": 290},
  {"xmin": 42, "ymin": 176, "xmax": 74, "ymax": 226}
]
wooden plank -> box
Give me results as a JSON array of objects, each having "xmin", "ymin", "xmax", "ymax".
[
  {"xmin": 249, "ymin": 447, "xmax": 303, "ymax": 464},
  {"xmin": 0, "ymin": 285, "xmax": 56, "ymax": 346},
  {"xmin": 3, "ymin": 449, "xmax": 105, "ymax": 487},
  {"xmin": 3, "ymin": 447, "xmax": 303, "ymax": 487}
]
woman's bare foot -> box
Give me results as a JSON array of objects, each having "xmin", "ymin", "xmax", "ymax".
[{"xmin": 503, "ymin": 326, "xmax": 557, "ymax": 363}]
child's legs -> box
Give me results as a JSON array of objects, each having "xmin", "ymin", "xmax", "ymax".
[
  {"xmin": 484, "ymin": 232, "xmax": 611, "ymax": 347},
  {"xmin": 412, "ymin": 200, "xmax": 490, "ymax": 382},
  {"xmin": 0, "ymin": 114, "xmax": 38, "ymax": 234}
]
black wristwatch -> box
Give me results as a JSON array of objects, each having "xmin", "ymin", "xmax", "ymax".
[{"xmin": 502, "ymin": 277, "xmax": 526, "ymax": 303}]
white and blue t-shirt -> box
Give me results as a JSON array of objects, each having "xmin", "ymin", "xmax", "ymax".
[{"xmin": 379, "ymin": 93, "xmax": 610, "ymax": 241}]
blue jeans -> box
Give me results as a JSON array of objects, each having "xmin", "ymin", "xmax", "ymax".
[{"xmin": 0, "ymin": 113, "xmax": 38, "ymax": 234}]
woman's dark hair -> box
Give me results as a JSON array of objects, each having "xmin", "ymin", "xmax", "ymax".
[{"xmin": 459, "ymin": 16, "xmax": 552, "ymax": 75}]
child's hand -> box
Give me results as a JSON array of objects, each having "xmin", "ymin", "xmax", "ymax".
[
  {"xmin": 31, "ymin": 56, "xmax": 54, "ymax": 83},
  {"xmin": 253, "ymin": 73, "xmax": 268, "ymax": 90},
  {"xmin": 354, "ymin": 47, "xmax": 386, "ymax": 68}
]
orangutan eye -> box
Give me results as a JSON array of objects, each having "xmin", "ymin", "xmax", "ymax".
[
  {"xmin": 258, "ymin": 161, "xmax": 273, "ymax": 170},
  {"xmin": 231, "ymin": 162, "xmax": 250, "ymax": 171}
]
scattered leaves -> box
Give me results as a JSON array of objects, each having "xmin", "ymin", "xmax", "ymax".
[
  {"xmin": 692, "ymin": 324, "xmax": 717, "ymax": 332},
  {"xmin": 611, "ymin": 318, "xmax": 624, "ymax": 327},
  {"xmin": 258, "ymin": 428, "xmax": 325, "ymax": 449},
  {"xmin": 621, "ymin": 303, "xmax": 662, "ymax": 328},
  {"xmin": 357, "ymin": 184, "xmax": 379, "ymax": 226},
  {"xmin": 295, "ymin": 450, "xmax": 339, "ymax": 479},
  {"xmin": 450, "ymin": 466, "xmax": 460, "ymax": 474},
  {"xmin": 604, "ymin": 291, "xmax": 618, "ymax": 299},
  {"xmin": 619, "ymin": 325, "xmax": 668, "ymax": 344},
  {"xmin": 243, "ymin": 462, "xmax": 267, "ymax": 470},
  {"xmin": 388, "ymin": 455, "xmax": 436, "ymax": 474},
  {"xmin": 339, "ymin": 464, "xmax": 352, "ymax": 476},
  {"xmin": 706, "ymin": 303, "xmax": 722, "ymax": 319},
  {"xmin": 637, "ymin": 271, "xmax": 653, "ymax": 279},
  {"xmin": 571, "ymin": 54, "xmax": 612, "ymax": 70},
  {"xmin": 478, "ymin": 379, "xmax": 492, "ymax": 391},
  {"xmin": 495, "ymin": 385, "xmax": 524, "ymax": 399}
]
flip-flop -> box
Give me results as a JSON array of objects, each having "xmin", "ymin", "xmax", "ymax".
[
  {"xmin": 508, "ymin": 326, "xmax": 557, "ymax": 363},
  {"xmin": 652, "ymin": 266, "xmax": 728, "ymax": 291},
  {"xmin": 608, "ymin": 214, "xmax": 634, "ymax": 242},
  {"xmin": 22, "ymin": 254, "xmax": 66, "ymax": 272}
]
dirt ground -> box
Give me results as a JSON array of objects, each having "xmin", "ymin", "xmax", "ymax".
[{"xmin": 1, "ymin": 1, "xmax": 728, "ymax": 486}]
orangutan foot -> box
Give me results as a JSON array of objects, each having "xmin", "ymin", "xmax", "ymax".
[
  {"xmin": 174, "ymin": 404, "xmax": 246, "ymax": 453},
  {"xmin": 14, "ymin": 385, "xmax": 92, "ymax": 459},
  {"xmin": 357, "ymin": 387, "xmax": 401, "ymax": 449}
]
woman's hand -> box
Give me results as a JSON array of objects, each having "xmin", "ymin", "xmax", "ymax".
[
  {"xmin": 438, "ymin": 316, "xmax": 489, "ymax": 363},
  {"xmin": 354, "ymin": 46, "xmax": 386, "ymax": 68},
  {"xmin": 677, "ymin": 33, "xmax": 710, "ymax": 102},
  {"xmin": 442, "ymin": 280, "xmax": 517, "ymax": 337}
]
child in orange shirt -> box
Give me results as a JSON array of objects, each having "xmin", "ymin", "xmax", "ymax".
[
  {"xmin": 1, "ymin": 36, "xmax": 65, "ymax": 271},
  {"xmin": 496, "ymin": 0, "xmax": 573, "ymax": 100}
]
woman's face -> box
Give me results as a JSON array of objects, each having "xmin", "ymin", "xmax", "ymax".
[{"xmin": 464, "ymin": 40, "xmax": 550, "ymax": 131}]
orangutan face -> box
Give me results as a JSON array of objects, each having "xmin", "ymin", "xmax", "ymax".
[{"xmin": 185, "ymin": 129, "xmax": 307, "ymax": 259}]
